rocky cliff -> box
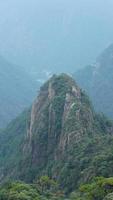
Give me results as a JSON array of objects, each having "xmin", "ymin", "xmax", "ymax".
[
  {"xmin": 0, "ymin": 74, "xmax": 113, "ymax": 193},
  {"xmin": 20, "ymin": 74, "xmax": 113, "ymax": 192}
]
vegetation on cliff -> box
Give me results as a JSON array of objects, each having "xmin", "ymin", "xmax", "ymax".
[{"xmin": 0, "ymin": 74, "xmax": 113, "ymax": 199}]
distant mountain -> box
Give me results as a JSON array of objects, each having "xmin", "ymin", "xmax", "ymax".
[
  {"xmin": 0, "ymin": 74, "xmax": 113, "ymax": 194},
  {"xmin": 0, "ymin": 56, "xmax": 39, "ymax": 128},
  {"xmin": 74, "ymin": 44, "xmax": 113, "ymax": 119}
]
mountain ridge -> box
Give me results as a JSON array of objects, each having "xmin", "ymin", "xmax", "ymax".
[{"xmin": 74, "ymin": 44, "xmax": 113, "ymax": 119}]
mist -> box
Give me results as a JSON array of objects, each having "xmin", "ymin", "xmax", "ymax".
[{"xmin": 0, "ymin": 0, "xmax": 113, "ymax": 73}]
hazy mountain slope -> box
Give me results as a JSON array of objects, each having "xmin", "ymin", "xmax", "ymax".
[
  {"xmin": 1, "ymin": 0, "xmax": 113, "ymax": 73},
  {"xmin": 0, "ymin": 74, "xmax": 113, "ymax": 193},
  {"xmin": 0, "ymin": 109, "xmax": 29, "ymax": 183},
  {"xmin": 0, "ymin": 56, "xmax": 38, "ymax": 128},
  {"xmin": 74, "ymin": 44, "xmax": 113, "ymax": 119}
]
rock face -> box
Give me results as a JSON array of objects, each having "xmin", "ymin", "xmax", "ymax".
[
  {"xmin": 1, "ymin": 74, "xmax": 113, "ymax": 193},
  {"xmin": 26, "ymin": 74, "xmax": 82, "ymax": 164},
  {"xmin": 20, "ymin": 74, "xmax": 113, "ymax": 192},
  {"xmin": 74, "ymin": 44, "xmax": 113, "ymax": 119}
]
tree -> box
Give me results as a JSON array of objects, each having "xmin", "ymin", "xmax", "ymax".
[
  {"xmin": 80, "ymin": 177, "xmax": 113, "ymax": 200},
  {"xmin": 36, "ymin": 176, "xmax": 58, "ymax": 193}
]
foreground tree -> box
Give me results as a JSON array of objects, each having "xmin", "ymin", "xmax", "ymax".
[{"xmin": 80, "ymin": 177, "xmax": 113, "ymax": 200}]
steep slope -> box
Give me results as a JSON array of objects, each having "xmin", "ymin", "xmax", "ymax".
[
  {"xmin": 0, "ymin": 74, "xmax": 113, "ymax": 193},
  {"xmin": 74, "ymin": 44, "xmax": 113, "ymax": 119},
  {"xmin": 21, "ymin": 74, "xmax": 113, "ymax": 192},
  {"xmin": 0, "ymin": 56, "xmax": 38, "ymax": 128},
  {"xmin": 0, "ymin": 109, "xmax": 30, "ymax": 182}
]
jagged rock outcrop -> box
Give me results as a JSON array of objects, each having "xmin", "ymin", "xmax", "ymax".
[
  {"xmin": 20, "ymin": 74, "xmax": 113, "ymax": 192},
  {"xmin": 0, "ymin": 74, "xmax": 113, "ymax": 193},
  {"xmin": 25, "ymin": 74, "xmax": 82, "ymax": 167}
]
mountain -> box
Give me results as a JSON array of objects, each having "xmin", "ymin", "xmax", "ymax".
[
  {"xmin": 0, "ymin": 56, "xmax": 39, "ymax": 128},
  {"xmin": 74, "ymin": 44, "xmax": 113, "ymax": 119},
  {"xmin": 0, "ymin": 74, "xmax": 113, "ymax": 194}
]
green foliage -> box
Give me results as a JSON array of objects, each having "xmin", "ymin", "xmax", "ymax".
[
  {"xmin": 0, "ymin": 178, "xmax": 66, "ymax": 200},
  {"xmin": 0, "ymin": 182, "xmax": 40, "ymax": 200},
  {"xmin": 80, "ymin": 177, "xmax": 113, "ymax": 200},
  {"xmin": 104, "ymin": 193, "xmax": 113, "ymax": 200},
  {"xmin": 0, "ymin": 110, "xmax": 30, "ymax": 181},
  {"xmin": 36, "ymin": 176, "xmax": 58, "ymax": 194}
]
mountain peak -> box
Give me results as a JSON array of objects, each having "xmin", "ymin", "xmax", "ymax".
[
  {"xmin": 27, "ymin": 73, "xmax": 81, "ymax": 142},
  {"xmin": 40, "ymin": 73, "xmax": 79, "ymax": 93},
  {"xmin": 0, "ymin": 73, "xmax": 113, "ymax": 193},
  {"xmin": 23, "ymin": 74, "xmax": 96, "ymax": 183}
]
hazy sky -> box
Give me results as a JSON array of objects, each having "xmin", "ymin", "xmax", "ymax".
[{"xmin": 0, "ymin": 0, "xmax": 113, "ymax": 72}]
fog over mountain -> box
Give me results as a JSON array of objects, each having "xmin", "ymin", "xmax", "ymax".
[
  {"xmin": 1, "ymin": 1, "xmax": 113, "ymax": 199},
  {"xmin": 0, "ymin": 56, "xmax": 39, "ymax": 128},
  {"xmin": 0, "ymin": 0, "xmax": 113, "ymax": 73}
]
